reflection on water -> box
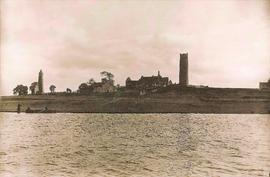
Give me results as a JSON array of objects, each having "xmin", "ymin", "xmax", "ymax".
[{"xmin": 0, "ymin": 113, "xmax": 269, "ymax": 177}]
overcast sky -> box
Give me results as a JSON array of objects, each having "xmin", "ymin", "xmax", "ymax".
[{"xmin": 1, "ymin": 0, "xmax": 270, "ymax": 95}]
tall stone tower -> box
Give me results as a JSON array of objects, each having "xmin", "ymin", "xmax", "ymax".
[
  {"xmin": 179, "ymin": 53, "xmax": 189, "ymax": 86},
  {"xmin": 38, "ymin": 70, "xmax": 44, "ymax": 94}
]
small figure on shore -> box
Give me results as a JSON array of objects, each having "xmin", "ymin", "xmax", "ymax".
[
  {"xmin": 17, "ymin": 104, "xmax": 21, "ymax": 113},
  {"xmin": 26, "ymin": 107, "xmax": 31, "ymax": 113}
]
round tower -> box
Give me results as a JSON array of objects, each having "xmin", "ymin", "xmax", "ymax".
[
  {"xmin": 179, "ymin": 53, "xmax": 189, "ymax": 86},
  {"xmin": 38, "ymin": 70, "xmax": 44, "ymax": 94}
]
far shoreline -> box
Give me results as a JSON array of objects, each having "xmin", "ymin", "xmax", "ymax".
[{"xmin": 1, "ymin": 86, "xmax": 270, "ymax": 114}]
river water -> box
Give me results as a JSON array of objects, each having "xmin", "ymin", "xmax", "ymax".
[{"xmin": 0, "ymin": 113, "xmax": 269, "ymax": 177}]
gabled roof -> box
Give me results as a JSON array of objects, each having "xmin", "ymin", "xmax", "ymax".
[{"xmin": 139, "ymin": 76, "xmax": 168, "ymax": 83}]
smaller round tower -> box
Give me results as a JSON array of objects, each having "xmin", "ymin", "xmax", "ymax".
[{"xmin": 38, "ymin": 70, "xmax": 44, "ymax": 94}]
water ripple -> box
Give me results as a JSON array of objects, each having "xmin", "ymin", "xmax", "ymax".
[{"xmin": 0, "ymin": 113, "xmax": 269, "ymax": 177}]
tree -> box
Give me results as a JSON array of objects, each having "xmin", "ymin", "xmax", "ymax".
[
  {"xmin": 13, "ymin": 85, "xmax": 28, "ymax": 95},
  {"xmin": 100, "ymin": 71, "xmax": 114, "ymax": 85},
  {"xmin": 79, "ymin": 83, "xmax": 88, "ymax": 90},
  {"xmin": 78, "ymin": 83, "xmax": 91, "ymax": 94},
  {"xmin": 49, "ymin": 85, "xmax": 56, "ymax": 93},
  {"xmin": 87, "ymin": 78, "xmax": 95, "ymax": 85},
  {"xmin": 29, "ymin": 82, "xmax": 38, "ymax": 94},
  {"xmin": 66, "ymin": 88, "xmax": 72, "ymax": 93}
]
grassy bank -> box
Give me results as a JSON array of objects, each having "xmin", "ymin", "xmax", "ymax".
[{"xmin": 1, "ymin": 87, "xmax": 270, "ymax": 114}]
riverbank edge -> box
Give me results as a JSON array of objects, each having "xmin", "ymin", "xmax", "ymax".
[{"xmin": 1, "ymin": 87, "xmax": 270, "ymax": 114}]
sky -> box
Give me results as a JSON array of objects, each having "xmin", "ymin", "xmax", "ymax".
[{"xmin": 1, "ymin": 0, "xmax": 270, "ymax": 95}]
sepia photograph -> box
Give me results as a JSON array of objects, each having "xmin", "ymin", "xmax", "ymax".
[{"xmin": 0, "ymin": 0, "xmax": 270, "ymax": 176}]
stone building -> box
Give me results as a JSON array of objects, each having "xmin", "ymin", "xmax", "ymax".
[
  {"xmin": 126, "ymin": 71, "xmax": 171, "ymax": 90},
  {"xmin": 78, "ymin": 77, "xmax": 115, "ymax": 94},
  {"xmin": 179, "ymin": 53, "xmax": 189, "ymax": 86},
  {"xmin": 92, "ymin": 81, "xmax": 115, "ymax": 93},
  {"xmin": 29, "ymin": 82, "xmax": 39, "ymax": 94},
  {"xmin": 259, "ymin": 79, "xmax": 270, "ymax": 90},
  {"xmin": 29, "ymin": 70, "xmax": 43, "ymax": 94}
]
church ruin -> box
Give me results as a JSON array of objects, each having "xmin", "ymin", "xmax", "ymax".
[{"xmin": 126, "ymin": 71, "xmax": 171, "ymax": 90}]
